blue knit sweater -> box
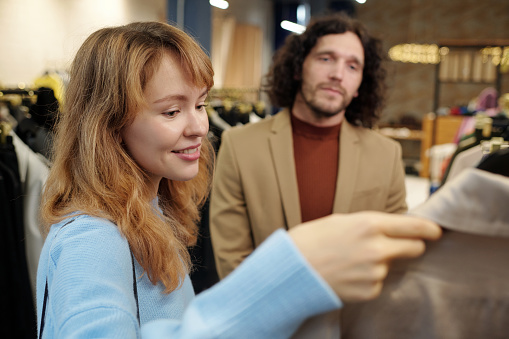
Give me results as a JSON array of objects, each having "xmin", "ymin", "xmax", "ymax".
[{"xmin": 37, "ymin": 214, "xmax": 340, "ymax": 338}]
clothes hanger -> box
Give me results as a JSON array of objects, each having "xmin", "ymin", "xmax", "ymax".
[
  {"xmin": 0, "ymin": 121, "xmax": 11, "ymax": 144},
  {"xmin": 206, "ymin": 106, "xmax": 231, "ymax": 131}
]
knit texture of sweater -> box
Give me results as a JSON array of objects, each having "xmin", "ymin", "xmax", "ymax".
[
  {"xmin": 37, "ymin": 214, "xmax": 341, "ymax": 338},
  {"xmin": 292, "ymin": 113, "xmax": 341, "ymax": 222}
]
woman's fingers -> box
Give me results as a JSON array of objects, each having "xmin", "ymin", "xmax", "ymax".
[
  {"xmin": 290, "ymin": 211, "xmax": 442, "ymax": 302},
  {"xmin": 375, "ymin": 213, "xmax": 442, "ymax": 240},
  {"xmin": 378, "ymin": 237, "xmax": 427, "ymax": 261}
]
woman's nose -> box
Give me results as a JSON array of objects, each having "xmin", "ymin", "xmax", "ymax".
[{"xmin": 184, "ymin": 109, "xmax": 209, "ymax": 137}]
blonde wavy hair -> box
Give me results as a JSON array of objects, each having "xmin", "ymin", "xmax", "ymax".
[{"xmin": 40, "ymin": 22, "xmax": 215, "ymax": 293}]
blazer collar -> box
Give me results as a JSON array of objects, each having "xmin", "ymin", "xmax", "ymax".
[
  {"xmin": 269, "ymin": 109, "xmax": 301, "ymax": 228},
  {"xmin": 333, "ymin": 120, "xmax": 361, "ymax": 213},
  {"xmin": 410, "ymin": 168, "xmax": 509, "ymax": 237},
  {"xmin": 268, "ymin": 110, "xmax": 364, "ymax": 225}
]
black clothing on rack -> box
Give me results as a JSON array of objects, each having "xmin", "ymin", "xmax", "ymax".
[
  {"xmin": 0, "ymin": 135, "xmax": 37, "ymax": 339},
  {"xmin": 477, "ymin": 148, "xmax": 509, "ymax": 177},
  {"xmin": 189, "ymin": 198, "xmax": 220, "ymax": 294}
]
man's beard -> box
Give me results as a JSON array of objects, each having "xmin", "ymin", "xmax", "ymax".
[{"xmin": 301, "ymin": 85, "xmax": 351, "ymax": 119}]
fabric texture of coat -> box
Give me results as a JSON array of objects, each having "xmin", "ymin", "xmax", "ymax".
[{"xmin": 340, "ymin": 168, "xmax": 509, "ymax": 339}]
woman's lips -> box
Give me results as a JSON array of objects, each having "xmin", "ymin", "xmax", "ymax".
[{"xmin": 172, "ymin": 145, "xmax": 201, "ymax": 161}]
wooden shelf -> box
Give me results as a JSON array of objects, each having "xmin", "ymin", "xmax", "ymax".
[
  {"xmin": 419, "ymin": 113, "xmax": 466, "ymax": 178},
  {"xmin": 377, "ymin": 127, "xmax": 424, "ymax": 141}
]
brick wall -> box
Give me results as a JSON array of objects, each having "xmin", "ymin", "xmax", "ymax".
[{"xmin": 356, "ymin": 0, "xmax": 509, "ymax": 124}]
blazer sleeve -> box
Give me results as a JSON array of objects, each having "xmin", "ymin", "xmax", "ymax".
[
  {"xmin": 209, "ymin": 129, "xmax": 255, "ymax": 279},
  {"xmin": 384, "ymin": 141, "xmax": 408, "ymax": 214}
]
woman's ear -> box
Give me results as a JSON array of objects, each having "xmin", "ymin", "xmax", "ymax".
[{"xmin": 117, "ymin": 130, "xmax": 125, "ymax": 145}]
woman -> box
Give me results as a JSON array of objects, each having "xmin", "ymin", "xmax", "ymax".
[{"xmin": 37, "ymin": 21, "xmax": 440, "ymax": 338}]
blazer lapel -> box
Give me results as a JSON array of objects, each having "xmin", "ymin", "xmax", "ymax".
[
  {"xmin": 269, "ymin": 109, "xmax": 302, "ymax": 229},
  {"xmin": 333, "ymin": 121, "xmax": 360, "ymax": 213}
]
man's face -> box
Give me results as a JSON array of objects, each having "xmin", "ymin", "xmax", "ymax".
[{"xmin": 293, "ymin": 32, "xmax": 364, "ymax": 126}]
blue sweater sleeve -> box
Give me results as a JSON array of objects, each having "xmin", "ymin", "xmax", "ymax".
[
  {"xmin": 141, "ymin": 229, "xmax": 342, "ymax": 339},
  {"xmin": 38, "ymin": 216, "xmax": 140, "ymax": 338}
]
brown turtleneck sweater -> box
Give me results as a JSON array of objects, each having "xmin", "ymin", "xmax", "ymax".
[{"xmin": 291, "ymin": 113, "xmax": 341, "ymax": 223}]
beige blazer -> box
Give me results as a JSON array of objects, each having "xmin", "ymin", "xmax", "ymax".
[
  {"xmin": 209, "ymin": 109, "xmax": 407, "ymax": 339},
  {"xmin": 210, "ymin": 108, "xmax": 407, "ymax": 279}
]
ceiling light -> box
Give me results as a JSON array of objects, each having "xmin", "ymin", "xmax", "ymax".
[
  {"xmin": 388, "ymin": 44, "xmax": 440, "ymax": 64},
  {"xmin": 296, "ymin": 4, "xmax": 310, "ymax": 26},
  {"xmin": 280, "ymin": 20, "xmax": 306, "ymax": 34},
  {"xmin": 210, "ymin": 0, "xmax": 229, "ymax": 10}
]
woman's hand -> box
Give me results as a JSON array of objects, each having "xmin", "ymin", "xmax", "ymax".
[{"xmin": 289, "ymin": 211, "xmax": 441, "ymax": 302}]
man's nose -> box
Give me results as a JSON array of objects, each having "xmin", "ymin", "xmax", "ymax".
[{"xmin": 329, "ymin": 61, "xmax": 345, "ymax": 80}]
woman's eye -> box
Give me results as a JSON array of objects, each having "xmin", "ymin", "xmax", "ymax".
[
  {"xmin": 164, "ymin": 110, "xmax": 179, "ymax": 117},
  {"xmin": 197, "ymin": 103, "xmax": 208, "ymax": 111}
]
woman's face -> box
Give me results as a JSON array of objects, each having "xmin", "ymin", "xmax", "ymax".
[{"xmin": 121, "ymin": 51, "xmax": 209, "ymax": 195}]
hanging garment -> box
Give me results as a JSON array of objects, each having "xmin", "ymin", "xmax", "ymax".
[
  {"xmin": 339, "ymin": 168, "xmax": 509, "ymax": 339},
  {"xmin": 0, "ymin": 135, "xmax": 37, "ymax": 338},
  {"xmin": 12, "ymin": 132, "xmax": 50, "ymax": 298},
  {"xmin": 440, "ymin": 115, "xmax": 491, "ymax": 185},
  {"xmin": 189, "ymin": 198, "xmax": 220, "ymax": 294},
  {"xmin": 445, "ymin": 144, "xmax": 483, "ymax": 182},
  {"xmin": 441, "ymin": 114, "xmax": 508, "ymax": 186}
]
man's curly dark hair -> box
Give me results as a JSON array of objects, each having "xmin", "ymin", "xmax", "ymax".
[{"xmin": 263, "ymin": 12, "xmax": 386, "ymax": 128}]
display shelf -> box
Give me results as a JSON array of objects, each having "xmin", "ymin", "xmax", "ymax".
[{"xmin": 433, "ymin": 39, "xmax": 509, "ymax": 112}]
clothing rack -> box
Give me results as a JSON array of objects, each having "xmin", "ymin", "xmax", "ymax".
[
  {"xmin": 480, "ymin": 136, "xmax": 509, "ymax": 154},
  {"xmin": 209, "ymin": 87, "xmax": 261, "ymax": 102},
  {"xmin": 0, "ymin": 88, "xmax": 39, "ymax": 96},
  {"xmin": 208, "ymin": 88, "xmax": 267, "ymax": 128},
  {"xmin": 434, "ymin": 116, "xmax": 509, "ymax": 189}
]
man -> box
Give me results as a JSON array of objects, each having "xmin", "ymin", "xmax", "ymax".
[{"xmin": 210, "ymin": 13, "xmax": 407, "ymax": 336}]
